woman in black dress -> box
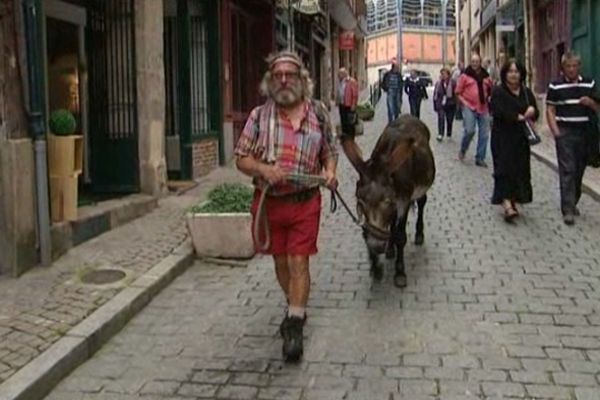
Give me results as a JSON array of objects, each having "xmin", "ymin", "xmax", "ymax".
[{"xmin": 490, "ymin": 60, "xmax": 538, "ymax": 221}]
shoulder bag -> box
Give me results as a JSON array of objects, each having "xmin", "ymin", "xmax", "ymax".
[{"xmin": 522, "ymin": 87, "xmax": 541, "ymax": 146}]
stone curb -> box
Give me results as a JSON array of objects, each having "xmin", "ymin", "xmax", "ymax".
[
  {"xmin": 530, "ymin": 148, "xmax": 600, "ymax": 203},
  {"xmin": 0, "ymin": 240, "xmax": 195, "ymax": 400}
]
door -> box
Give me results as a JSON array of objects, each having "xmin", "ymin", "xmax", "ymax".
[
  {"xmin": 229, "ymin": 0, "xmax": 274, "ymax": 144},
  {"xmin": 44, "ymin": 0, "xmax": 89, "ymax": 180},
  {"xmin": 572, "ymin": 0, "xmax": 592, "ymax": 78},
  {"xmin": 87, "ymin": 0, "xmax": 139, "ymax": 193},
  {"xmin": 164, "ymin": 0, "xmax": 212, "ymax": 179}
]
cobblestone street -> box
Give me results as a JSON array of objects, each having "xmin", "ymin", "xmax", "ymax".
[{"xmin": 44, "ymin": 95, "xmax": 600, "ymax": 400}]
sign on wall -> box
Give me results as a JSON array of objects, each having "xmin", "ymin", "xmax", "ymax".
[{"xmin": 339, "ymin": 31, "xmax": 355, "ymax": 50}]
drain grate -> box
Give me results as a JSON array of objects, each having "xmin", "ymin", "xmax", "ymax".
[{"xmin": 80, "ymin": 269, "xmax": 127, "ymax": 285}]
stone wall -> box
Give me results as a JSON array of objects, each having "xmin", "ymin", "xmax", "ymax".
[
  {"xmin": 0, "ymin": 1, "xmax": 37, "ymax": 276},
  {"xmin": 0, "ymin": 0, "xmax": 27, "ymax": 142},
  {"xmin": 0, "ymin": 139, "xmax": 37, "ymax": 276},
  {"xmin": 192, "ymin": 138, "xmax": 219, "ymax": 178},
  {"xmin": 135, "ymin": 0, "xmax": 168, "ymax": 196}
]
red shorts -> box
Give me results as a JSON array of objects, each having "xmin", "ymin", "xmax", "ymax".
[{"xmin": 250, "ymin": 189, "xmax": 321, "ymax": 256}]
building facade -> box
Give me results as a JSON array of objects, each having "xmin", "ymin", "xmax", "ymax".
[
  {"xmin": 1, "ymin": 0, "xmax": 368, "ymax": 277},
  {"xmin": 365, "ymin": 0, "xmax": 457, "ymax": 83},
  {"xmin": 525, "ymin": 0, "xmax": 570, "ymax": 94},
  {"xmin": 570, "ymin": 0, "xmax": 600, "ymax": 85},
  {"xmin": 458, "ymin": 0, "xmax": 524, "ymax": 67}
]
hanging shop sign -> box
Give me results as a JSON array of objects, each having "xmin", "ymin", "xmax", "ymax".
[
  {"xmin": 277, "ymin": 0, "xmax": 321, "ymax": 15},
  {"xmin": 339, "ymin": 31, "xmax": 355, "ymax": 50},
  {"xmin": 294, "ymin": 0, "xmax": 321, "ymax": 15}
]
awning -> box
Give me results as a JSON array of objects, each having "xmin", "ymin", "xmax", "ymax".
[
  {"xmin": 328, "ymin": 0, "xmax": 358, "ymax": 31},
  {"xmin": 354, "ymin": 15, "xmax": 368, "ymax": 38}
]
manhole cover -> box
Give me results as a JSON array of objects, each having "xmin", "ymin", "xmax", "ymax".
[{"xmin": 80, "ymin": 269, "xmax": 127, "ymax": 285}]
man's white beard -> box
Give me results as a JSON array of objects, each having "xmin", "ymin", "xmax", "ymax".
[{"xmin": 272, "ymin": 87, "xmax": 302, "ymax": 107}]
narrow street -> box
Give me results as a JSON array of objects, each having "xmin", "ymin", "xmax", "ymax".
[{"xmin": 44, "ymin": 94, "xmax": 600, "ymax": 400}]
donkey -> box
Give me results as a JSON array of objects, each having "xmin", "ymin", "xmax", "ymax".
[{"xmin": 342, "ymin": 115, "xmax": 435, "ymax": 288}]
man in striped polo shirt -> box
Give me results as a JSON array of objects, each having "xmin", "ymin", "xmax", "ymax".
[{"xmin": 546, "ymin": 52, "xmax": 600, "ymax": 225}]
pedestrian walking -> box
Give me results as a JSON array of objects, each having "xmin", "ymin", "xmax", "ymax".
[
  {"xmin": 490, "ymin": 60, "xmax": 538, "ymax": 222},
  {"xmin": 483, "ymin": 58, "xmax": 493, "ymax": 75},
  {"xmin": 433, "ymin": 67, "xmax": 457, "ymax": 142},
  {"xmin": 405, "ymin": 70, "xmax": 428, "ymax": 118},
  {"xmin": 381, "ymin": 63, "xmax": 403, "ymax": 122},
  {"xmin": 451, "ymin": 61, "xmax": 464, "ymax": 83},
  {"xmin": 452, "ymin": 61, "xmax": 465, "ymax": 121},
  {"xmin": 337, "ymin": 67, "xmax": 359, "ymax": 150},
  {"xmin": 456, "ymin": 53, "xmax": 493, "ymax": 167},
  {"xmin": 546, "ymin": 52, "xmax": 600, "ymax": 225},
  {"xmin": 235, "ymin": 51, "xmax": 338, "ymax": 361},
  {"xmin": 489, "ymin": 51, "xmax": 507, "ymax": 85}
]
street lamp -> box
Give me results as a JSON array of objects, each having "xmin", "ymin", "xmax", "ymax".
[
  {"xmin": 441, "ymin": 0, "xmax": 448, "ymax": 66},
  {"xmin": 288, "ymin": 0, "xmax": 295, "ymax": 51},
  {"xmin": 396, "ymin": 0, "xmax": 403, "ymax": 69}
]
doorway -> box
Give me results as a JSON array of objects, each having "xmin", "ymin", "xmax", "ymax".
[{"xmin": 44, "ymin": 0, "xmax": 88, "ymax": 181}]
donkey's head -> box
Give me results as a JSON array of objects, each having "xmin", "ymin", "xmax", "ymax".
[{"xmin": 342, "ymin": 131, "xmax": 416, "ymax": 254}]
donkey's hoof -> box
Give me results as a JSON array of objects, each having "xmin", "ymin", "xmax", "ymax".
[
  {"xmin": 394, "ymin": 273, "xmax": 407, "ymax": 288},
  {"xmin": 414, "ymin": 234, "xmax": 425, "ymax": 246}
]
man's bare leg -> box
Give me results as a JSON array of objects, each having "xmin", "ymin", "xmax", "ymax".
[
  {"xmin": 273, "ymin": 255, "xmax": 290, "ymax": 302},
  {"xmin": 287, "ymin": 255, "xmax": 310, "ymax": 317}
]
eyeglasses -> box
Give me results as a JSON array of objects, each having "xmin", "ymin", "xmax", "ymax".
[{"xmin": 272, "ymin": 71, "xmax": 300, "ymax": 81}]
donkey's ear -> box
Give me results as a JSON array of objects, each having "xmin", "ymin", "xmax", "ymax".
[{"xmin": 342, "ymin": 139, "xmax": 368, "ymax": 178}]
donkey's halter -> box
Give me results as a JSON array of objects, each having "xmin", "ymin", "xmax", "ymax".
[
  {"xmin": 362, "ymin": 222, "xmax": 391, "ymax": 240},
  {"xmin": 356, "ymin": 199, "xmax": 391, "ymax": 240}
]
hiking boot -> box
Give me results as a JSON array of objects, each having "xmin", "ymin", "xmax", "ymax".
[
  {"xmin": 475, "ymin": 160, "xmax": 488, "ymax": 168},
  {"xmin": 563, "ymin": 213, "xmax": 575, "ymax": 226},
  {"xmin": 281, "ymin": 316, "xmax": 304, "ymax": 362},
  {"xmin": 280, "ymin": 312, "xmax": 306, "ymax": 338}
]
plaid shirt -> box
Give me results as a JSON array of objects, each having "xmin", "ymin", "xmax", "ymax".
[{"xmin": 235, "ymin": 101, "xmax": 338, "ymax": 195}]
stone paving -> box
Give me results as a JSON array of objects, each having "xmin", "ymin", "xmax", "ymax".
[
  {"xmin": 532, "ymin": 123, "xmax": 600, "ymax": 199},
  {"xmin": 0, "ymin": 167, "xmax": 248, "ymax": 384},
  {"xmin": 44, "ymin": 94, "xmax": 600, "ymax": 400}
]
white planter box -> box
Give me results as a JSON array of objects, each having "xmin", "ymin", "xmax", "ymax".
[{"xmin": 186, "ymin": 212, "xmax": 255, "ymax": 259}]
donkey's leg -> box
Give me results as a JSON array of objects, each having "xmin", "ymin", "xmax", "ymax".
[
  {"xmin": 393, "ymin": 209, "xmax": 409, "ymax": 288},
  {"xmin": 364, "ymin": 230, "xmax": 384, "ymax": 281},
  {"xmin": 415, "ymin": 195, "xmax": 427, "ymax": 246}
]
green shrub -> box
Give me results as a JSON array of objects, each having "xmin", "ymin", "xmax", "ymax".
[
  {"xmin": 49, "ymin": 109, "xmax": 77, "ymax": 136},
  {"xmin": 191, "ymin": 183, "xmax": 253, "ymax": 213},
  {"xmin": 357, "ymin": 101, "xmax": 374, "ymax": 111},
  {"xmin": 356, "ymin": 102, "xmax": 375, "ymax": 121}
]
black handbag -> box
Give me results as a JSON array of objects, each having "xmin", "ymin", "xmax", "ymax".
[
  {"xmin": 524, "ymin": 120, "xmax": 541, "ymax": 146},
  {"xmin": 523, "ymin": 86, "xmax": 541, "ymax": 146}
]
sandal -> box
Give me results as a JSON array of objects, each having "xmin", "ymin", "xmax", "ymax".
[
  {"xmin": 511, "ymin": 202, "xmax": 520, "ymax": 216},
  {"xmin": 504, "ymin": 207, "xmax": 518, "ymax": 222}
]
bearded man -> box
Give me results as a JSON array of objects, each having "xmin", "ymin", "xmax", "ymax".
[{"xmin": 234, "ymin": 51, "xmax": 338, "ymax": 362}]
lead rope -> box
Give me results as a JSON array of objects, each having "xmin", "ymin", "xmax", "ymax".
[{"xmin": 253, "ymin": 173, "xmax": 361, "ymax": 252}]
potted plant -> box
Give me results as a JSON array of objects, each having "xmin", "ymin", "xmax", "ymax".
[
  {"xmin": 356, "ymin": 101, "xmax": 375, "ymax": 121},
  {"xmin": 47, "ymin": 109, "xmax": 83, "ymax": 176},
  {"xmin": 47, "ymin": 109, "xmax": 83, "ymax": 222},
  {"xmin": 186, "ymin": 183, "xmax": 255, "ymax": 259}
]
